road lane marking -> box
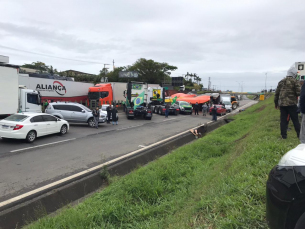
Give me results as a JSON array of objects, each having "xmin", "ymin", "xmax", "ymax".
[
  {"xmin": 10, "ymin": 138, "xmax": 76, "ymax": 153},
  {"xmin": 138, "ymin": 145, "xmax": 145, "ymax": 148},
  {"xmin": 162, "ymin": 118, "xmax": 177, "ymax": 121},
  {"xmin": 0, "ymin": 101, "xmax": 257, "ymax": 208}
]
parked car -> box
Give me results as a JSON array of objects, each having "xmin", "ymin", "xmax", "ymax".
[
  {"xmin": 175, "ymin": 101, "xmax": 193, "ymax": 114},
  {"xmin": 45, "ymin": 102, "xmax": 106, "ymax": 127},
  {"xmin": 100, "ymin": 105, "xmax": 119, "ymax": 121},
  {"xmin": 266, "ymin": 144, "xmax": 305, "ymax": 229},
  {"xmin": 209, "ymin": 105, "xmax": 227, "ymax": 116},
  {"xmin": 0, "ymin": 113, "xmax": 69, "ymax": 143}
]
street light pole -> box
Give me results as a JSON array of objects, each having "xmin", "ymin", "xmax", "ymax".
[{"xmin": 265, "ymin": 72, "xmax": 268, "ymax": 94}]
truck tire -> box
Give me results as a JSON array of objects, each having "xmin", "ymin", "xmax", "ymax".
[
  {"xmin": 88, "ymin": 118, "xmax": 95, "ymax": 127},
  {"xmin": 232, "ymin": 103, "xmax": 237, "ymax": 110},
  {"xmin": 26, "ymin": 130, "xmax": 36, "ymax": 143},
  {"xmin": 158, "ymin": 108, "xmax": 162, "ymax": 115},
  {"xmin": 154, "ymin": 107, "xmax": 157, "ymax": 113}
]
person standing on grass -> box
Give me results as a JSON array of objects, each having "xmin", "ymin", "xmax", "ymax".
[
  {"xmin": 298, "ymin": 78, "xmax": 305, "ymax": 143},
  {"xmin": 112, "ymin": 105, "xmax": 118, "ymax": 125},
  {"xmin": 212, "ymin": 105, "xmax": 217, "ymax": 121},
  {"xmin": 92, "ymin": 107, "xmax": 100, "ymax": 129},
  {"xmin": 202, "ymin": 103, "xmax": 208, "ymax": 116},
  {"xmin": 274, "ymin": 66, "xmax": 301, "ymax": 139}
]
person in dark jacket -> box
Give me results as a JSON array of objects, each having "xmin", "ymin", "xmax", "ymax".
[
  {"xmin": 274, "ymin": 66, "xmax": 301, "ymax": 139},
  {"xmin": 194, "ymin": 102, "xmax": 199, "ymax": 115},
  {"xmin": 299, "ymin": 79, "xmax": 305, "ymax": 143},
  {"xmin": 92, "ymin": 107, "xmax": 100, "ymax": 129},
  {"xmin": 165, "ymin": 103, "xmax": 170, "ymax": 118},
  {"xmin": 106, "ymin": 105, "xmax": 112, "ymax": 124},
  {"xmin": 112, "ymin": 105, "xmax": 118, "ymax": 125},
  {"xmin": 212, "ymin": 105, "xmax": 217, "ymax": 121}
]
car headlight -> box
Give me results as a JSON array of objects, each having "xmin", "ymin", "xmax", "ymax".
[
  {"xmin": 278, "ymin": 144, "xmax": 305, "ymax": 166},
  {"xmin": 180, "ymin": 107, "xmax": 184, "ymax": 110}
]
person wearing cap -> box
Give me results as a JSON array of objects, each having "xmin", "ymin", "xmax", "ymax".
[{"xmin": 274, "ymin": 66, "xmax": 301, "ymax": 139}]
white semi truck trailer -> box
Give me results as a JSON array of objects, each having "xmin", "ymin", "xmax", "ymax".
[{"xmin": 0, "ymin": 65, "xmax": 42, "ymax": 118}]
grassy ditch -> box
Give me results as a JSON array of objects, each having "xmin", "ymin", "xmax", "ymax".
[{"xmin": 27, "ymin": 97, "xmax": 300, "ymax": 229}]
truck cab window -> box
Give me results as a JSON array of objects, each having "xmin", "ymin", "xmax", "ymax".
[
  {"xmin": 88, "ymin": 92, "xmax": 100, "ymax": 99},
  {"xmin": 100, "ymin": 91, "xmax": 109, "ymax": 98},
  {"xmin": 27, "ymin": 93, "xmax": 39, "ymax": 104}
]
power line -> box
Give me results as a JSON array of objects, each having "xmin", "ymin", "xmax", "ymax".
[{"xmin": 0, "ymin": 45, "xmax": 104, "ymax": 64}]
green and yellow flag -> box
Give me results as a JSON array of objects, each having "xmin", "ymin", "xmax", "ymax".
[
  {"xmin": 133, "ymin": 91, "xmax": 145, "ymax": 110},
  {"xmin": 171, "ymin": 96, "xmax": 178, "ymax": 105}
]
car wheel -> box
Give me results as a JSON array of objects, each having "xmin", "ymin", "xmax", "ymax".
[
  {"xmin": 26, "ymin": 130, "xmax": 36, "ymax": 143},
  {"xmin": 146, "ymin": 117, "xmax": 152, "ymax": 120},
  {"xmin": 60, "ymin": 124, "xmax": 68, "ymax": 135},
  {"xmin": 88, "ymin": 118, "xmax": 95, "ymax": 127}
]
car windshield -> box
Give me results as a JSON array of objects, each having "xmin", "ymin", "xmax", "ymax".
[
  {"xmin": 101, "ymin": 106, "xmax": 108, "ymax": 111},
  {"xmin": 223, "ymin": 101, "xmax": 231, "ymax": 105},
  {"xmin": 4, "ymin": 114, "xmax": 28, "ymax": 122},
  {"xmin": 180, "ymin": 102, "xmax": 190, "ymax": 106}
]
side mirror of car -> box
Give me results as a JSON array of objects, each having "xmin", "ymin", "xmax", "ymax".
[
  {"xmin": 82, "ymin": 110, "xmax": 85, "ymax": 113},
  {"xmin": 56, "ymin": 118, "xmax": 60, "ymax": 121}
]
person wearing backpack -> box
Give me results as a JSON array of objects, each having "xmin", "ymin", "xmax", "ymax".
[{"xmin": 274, "ymin": 66, "xmax": 301, "ymax": 139}]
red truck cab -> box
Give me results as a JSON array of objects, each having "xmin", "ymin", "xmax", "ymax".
[{"xmin": 88, "ymin": 84, "xmax": 113, "ymax": 107}]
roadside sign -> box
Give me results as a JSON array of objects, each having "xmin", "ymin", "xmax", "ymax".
[
  {"xmin": 119, "ymin": 71, "xmax": 138, "ymax": 78},
  {"xmin": 260, "ymin": 95, "xmax": 265, "ymax": 100}
]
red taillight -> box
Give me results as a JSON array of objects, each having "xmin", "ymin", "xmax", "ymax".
[
  {"xmin": 162, "ymin": 108, "xmax": 166, "ymax": 111},
  {"xmin": 13, "ymin": 124, "xmax": 24, "ymax": 130},
  {"xmin": 129, "ymin": 110, "xmax": 133, "ymax": 113},
  {"xmin": 147, "ymin": 111, "xmax": 151, "ymax": 113},
  {"xmin": 176, "ymin": 109, "xmax": 179, "ymax": 111}
]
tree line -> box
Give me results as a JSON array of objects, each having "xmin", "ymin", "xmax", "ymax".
[{"xmin": 21, "ymin": 58, "xmax": 203, "ymax": 88}]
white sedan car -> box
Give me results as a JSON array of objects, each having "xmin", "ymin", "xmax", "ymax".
[{"xmin": 0, "ymin": 113, "xmax": 69, "ymax": 143}]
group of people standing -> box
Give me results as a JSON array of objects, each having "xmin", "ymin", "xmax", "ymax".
[
  {"xmin": 199, "ymin": 102, "xmax": 218, "ymax": 121},
  {"xmin": 92, "ymin": 105, "xmax": 118, "ymax": 129}
]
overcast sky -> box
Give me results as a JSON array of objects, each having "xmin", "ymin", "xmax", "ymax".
[{"xmin": 1, "ymin": 0, "xmax": 305, "ymax": 92}]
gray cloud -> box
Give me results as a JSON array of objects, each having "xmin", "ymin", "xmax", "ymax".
[{"xmin": 1, "ymin": 0, "xmax": 305, "ymax": 91}]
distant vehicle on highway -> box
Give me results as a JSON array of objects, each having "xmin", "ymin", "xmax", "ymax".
[
  {"xmin": 0, "ymin": 113, "xmax": 69, "ymax": 143},
  {"xmin": 266, "ymin": 144, "xmax": 305, "ymax": 229},
  {"xmin": 175, "ymin": 101, "xmax": 192, "ymax": 114},
  {"xmin": 45, "ymin": 102, "xmax": 106, "ymax": 127},
  {"xmin": 209, "ymin": 105, "xmax": 227, "ymax": 116},
  {"xmin": 100, "ymin": 105, "xmax": 118, "ymax": 121}
]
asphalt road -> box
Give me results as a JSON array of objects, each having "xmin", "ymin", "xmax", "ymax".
[{"xmin": 0, "ymin": 99, "xmax": 255, "ymax": 202}]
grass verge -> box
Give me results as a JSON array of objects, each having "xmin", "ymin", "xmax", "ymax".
[{"xmin": 26, "ymin": 97, "xmax": 300, "ymax": 229}]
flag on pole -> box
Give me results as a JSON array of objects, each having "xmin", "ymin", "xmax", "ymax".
[
  {"xmin": 133, "ymin": 91, "xmax": 145, "ymax": 110},
  {"xmin": 171, "ymin": 96, "xmax": 178, "ymax": 105}
]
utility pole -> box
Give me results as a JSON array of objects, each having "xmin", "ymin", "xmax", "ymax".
[
  {"xmin": 113, "ymin": 60, "xmax": 115, "ymax": 70},
  {"xmin": 102, "ymin": 63, "xmax": 110, "ymax": 83},
  {"xmin": 208, "ymin": 77, "xmax": 211, "ymax": 91}
]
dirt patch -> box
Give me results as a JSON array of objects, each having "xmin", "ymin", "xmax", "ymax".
[{"xmin": 254, "ymin": 105, "xmax": 267, "ymax": 113}]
